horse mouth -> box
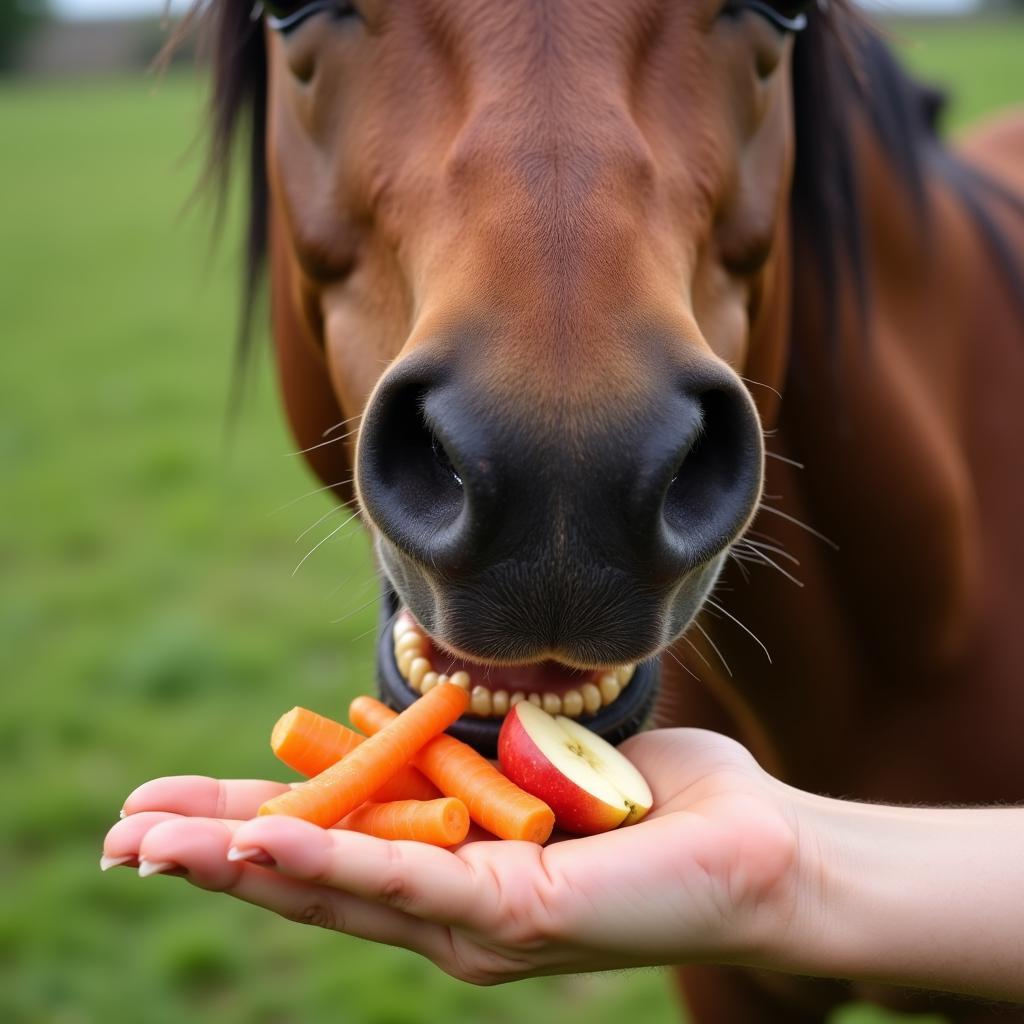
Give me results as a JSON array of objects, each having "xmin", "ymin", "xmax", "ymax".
[{"xmin": 375, "ymin": 587, "xmax": 660, "ymax": 756}]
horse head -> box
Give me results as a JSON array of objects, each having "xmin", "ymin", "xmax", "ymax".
[{"xmin": 232, "ymin": 0, "xmax": 820, "ymax": 749}]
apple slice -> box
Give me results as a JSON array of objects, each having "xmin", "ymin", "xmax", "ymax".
[{"xmin": 497, "ymin": 701, "xmax": 653, "ymax": 835}]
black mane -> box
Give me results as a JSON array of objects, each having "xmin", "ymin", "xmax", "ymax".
[
  {"xmin": 180, "ymin": 0, "xmax": 267, "ymax": 381},
  {"xmin": 790, "ymin": 10, "xmax": 1024, "ymax": 347},
  {"xmin": 184, "ymin": 1, "xmax": 1022, "ymax": 369}
]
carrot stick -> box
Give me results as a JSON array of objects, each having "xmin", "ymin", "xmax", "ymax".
[
  {"xmin": 336, "ymin": 798, "xmax": 469, "ymax": 846},
  {"xmin": 259, "ymin": 683, "xmax": 468, "ymax": 827},
  {"xmin": 271, "ymin": 707, "xmax": 440, "ymax": 803},
  {"xmin": 350, "ymin": 695, "xmax": 555, "ymax": 844}
]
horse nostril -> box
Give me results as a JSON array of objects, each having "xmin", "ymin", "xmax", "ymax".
[
  {"xmin": 431, "ymin": 432, "xmax": 463, "ymax": 487},
  {"xmin": 659, "ymin": 385, "xmax": 762, "ymax": 568},
  {"xmin": 358, "ymin": 360, "xmax": 496, "ymax": 580},
  {"xmin": 358, "ymin": 371, "xmax": 468, "ymax": 560}
]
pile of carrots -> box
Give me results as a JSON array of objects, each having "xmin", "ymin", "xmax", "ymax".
[{"xmin": 259, "ymin": 682, "xmax": 556, "ymax": 846}]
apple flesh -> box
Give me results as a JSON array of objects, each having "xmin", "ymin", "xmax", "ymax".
[{"xmin": 498, "ymin": 701, "xmax": 653, "ymax": 835}]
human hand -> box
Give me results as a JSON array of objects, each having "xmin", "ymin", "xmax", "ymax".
[{"xmin": 102, "ymin": 728, "xmax": 802, "ymax": 984}]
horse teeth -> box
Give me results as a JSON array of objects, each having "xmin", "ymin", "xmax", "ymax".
[
  {"xmin": 598, "ymin": 674, "xmax": 621, "ymax": 705},
  {"xmin": 392, "ymin": 611, "xmax": 417, "ymax": 642},
  {"xmin": 397, "ymin": 649, "xmax": 418, "ymax": 677},
  {"xmin": 409, "ymin": 657, "xmax": 431, "ymax": 689},
  {"xmin": 542, "ymin": 692, "xmax": 562, "ymax": 715},
  {"xmin": 470, "ymin": 685, "xmax": 492, "ymax": 716},
  {"xmin": 561, "ymin": 689, "xmax": 583, "ymax": 717},
  {"xmin": 449, "ymin": 670, "xmax": 471, "ymax": 690},
  {"xmin": 395, "ymin": 632, "xmax": 426, "ymax": 657},
  {"xmin": 391, "ymin": 606, "xmax": 632, "ymax": 718},
  {"xmin": 580, "ymin": 682, "xmax": 602, "ymax": 714}
]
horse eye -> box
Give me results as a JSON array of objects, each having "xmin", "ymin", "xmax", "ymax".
[
  {"xmin": 721, "ymin": 0, "xmax": 812, "ymax": 33},
  {"xmin": 262, "ymin": 0, "xmax": 358, "ymax": 33}
]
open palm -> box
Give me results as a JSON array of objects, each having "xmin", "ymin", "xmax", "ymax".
[{"xmin": 103, "ymin": 728, "xmax": 801, "ymax": 983}]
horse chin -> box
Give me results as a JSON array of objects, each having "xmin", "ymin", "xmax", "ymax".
[{"xmin": 374, "ymin": 585, "xmax": 662, "ymax": 757}]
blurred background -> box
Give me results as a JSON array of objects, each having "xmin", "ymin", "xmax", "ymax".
[{"xmin": 1, "ymin": 2, "xmax": 1021, "ymax": 1022}]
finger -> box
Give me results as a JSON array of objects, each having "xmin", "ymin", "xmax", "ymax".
[
  {"xmin": 230, "ymin": 867, "xmax": 455, "ymax": 964},
  {"xmin": 122, "ymin": 775, "xmax": 290, "ymax": 819},
  {"xmin": 138, "ymin": 816, "xmax": 249, "ymax": 888},
  {"xmin": 230, "ymin": 815, "xmax": 486, "ymax": 927},
  {"xmin": 137, "ymin": 816, "xmax": 456, "ymax": 963},
  {"xmin": 102, "ymin": 811, "xmax": 182, "ymax": 869}
]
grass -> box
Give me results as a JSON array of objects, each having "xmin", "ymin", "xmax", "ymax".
[
  {"xmin": 1, "ymin": 17, "xmax": 1021, "ymax": 1024},
  {"xmin": 884, "ymin": 16, "xmax": 1024, "ymax": 131}
]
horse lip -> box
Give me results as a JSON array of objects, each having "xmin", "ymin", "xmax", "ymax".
[{"xmin": 374, "ymin": 584, "xmax": 661, "ymax": 757}]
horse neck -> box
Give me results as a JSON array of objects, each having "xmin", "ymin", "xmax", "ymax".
[
  {"xmin": 785, "ymin": 127, "xmax": 983, "ymax": 648},
  {"xmin": 684, "ymin": 129, "xmax": 998, "ymax": 783}
]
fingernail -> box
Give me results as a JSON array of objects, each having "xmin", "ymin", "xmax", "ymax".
[
  {"xmin": 100, "ymin": 854, "xmax": 135, "ymax": 872},
  {"xmin": 226, "ymin": 845, "xmax": 274, "ymax": 866},
  {"xmin": 138, "ymin": 858, "xmax": 182, "ymax": 878}
]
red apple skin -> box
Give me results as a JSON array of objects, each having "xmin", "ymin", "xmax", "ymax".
[{"xmin": 498, "ymin": 706, "xmax": 629, "ymax": 836}]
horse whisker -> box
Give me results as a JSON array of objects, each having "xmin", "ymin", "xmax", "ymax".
[
  {"xmin": 291, "ymin": 511, "xmax": 360, "ymax": 576},
  {"xmin": 693, "ymin": 619, "xmax": 731, "ymax": 677},
  {"xmin": 326, "ymin": 574, "xmax": 356, "ymax": 599},
  {"xmin": 663, "ymin": 645, "xmax": 703, "ymax": 684},
  {"xmin": 732, "ymin": 546, "xmax": 804, "ymax": 587},
  {"xmin": 296, "ymin": 502, "xmax": 348, "ymax": 543},
  {"xmin": 322, "ymin": 413, "xmax": 364, "ymax": 437},
  {"xmin": 326, "ymin": 563, "xmax": 384, "ymax": 600},
  {"xmin": 764, "ymin": 450, "xmax": 805, "ymax": 470},
  {"xmin": 286, "ymin": 426, "xmax": 358, "ymax": 457},
  {"xmin": 680, "ymin": 632, "xmax": 713, "ymax": 672},
  {"xmin": 703, "ymin": 596, "xmax": 772, "ymax": 664},
  {"xmin": 744, "ymin": 527, "xmax": 798, "ymax": 558},
  {"xmin": 757, "ymin": 502, "xmax": 839, "ymax": 550},
  {"xmin": 330, "ymin": 592, "xmax": 385, "ymax": 626},
  {"xmin": 739, "ymin": 375, "xmax": 783, "ymax": 401},
  {"xmin": 268, "ymin": 479, "xmax": 353, "ymax": 516},
  {"xmin": 728, "ymin": 550, "xmax": 752, "ymax": 583},
  {"xmin": 739, "ymin": 538, "xmax": 801, "ymax": 566}
]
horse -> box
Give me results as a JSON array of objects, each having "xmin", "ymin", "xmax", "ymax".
[{"xmin": 183, "ymin": 0, "xmax": 1024, "ymax": 1018}]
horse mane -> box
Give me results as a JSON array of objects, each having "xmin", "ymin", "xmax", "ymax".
[
  {"xmin": 790, "ymin": 8, "xmax": 1024, "ymax": 348},
  {"xmin": 184, "ymin": 1, "xmax": 1022, "ymax": 370},
  {"xmin": 176, "ymin": 0, "xmax": 267, "ymax": 382}
]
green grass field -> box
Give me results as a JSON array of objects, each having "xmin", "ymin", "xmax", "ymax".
[{"xmin": 2, "ymin": 17, "xmax": 1021, "ymax": 1024}]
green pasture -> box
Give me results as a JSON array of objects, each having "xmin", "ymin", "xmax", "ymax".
[{"xmin": 2, "ymin": 17, "xmax": 1021, "ymax": 1024}]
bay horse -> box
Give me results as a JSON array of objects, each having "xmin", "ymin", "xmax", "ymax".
[{"xmin": 187, "ymin": 0, "xmax": 1024, "ymax": 1018}]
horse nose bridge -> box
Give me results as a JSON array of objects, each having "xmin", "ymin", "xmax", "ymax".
[
  {"xmin": 439, "ymin": 97, "xmax": 659, "ymax": 225},
  {"xmin": 428, "ymin": 121, "xmax": 666, "ymax": 365}
]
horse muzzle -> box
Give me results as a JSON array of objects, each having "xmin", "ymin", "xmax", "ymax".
[{"xmin": 356, "ymin": 348, "xmax": 764, "ymax": 753}]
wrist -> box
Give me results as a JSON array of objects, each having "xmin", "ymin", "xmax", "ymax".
[{"xmin": 755, "ymin": 786, "xmax": 1024, "ymax": 1001}]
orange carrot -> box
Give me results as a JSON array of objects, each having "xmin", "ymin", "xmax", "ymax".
[
  {"xmin": 336, "ymin": 798, "xmax": 469, "ymax": 846},
  {"xmin": 259, "ymin": 683, "xmax": 469, "ymax": 827},
  {"xmin": 350, "ymin": 695, "xmax": 555, "ymax": 844},
  {"xmin": 271, "ymin": 706, "xmax": 440, "ymax": 803}
]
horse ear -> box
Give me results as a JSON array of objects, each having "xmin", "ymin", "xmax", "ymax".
[{"xmin": 270, "ymin": 228, "xmax": 356, "ymax": 508}]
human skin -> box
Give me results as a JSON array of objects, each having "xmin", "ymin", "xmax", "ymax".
[{"xmin": 103, "ymin": 729, "xmax": 1024, "ymax": 1000}]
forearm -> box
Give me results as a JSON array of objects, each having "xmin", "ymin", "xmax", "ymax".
[{"xmin": 770, "ymin": 791, "xmax": 1024, "ymax": 1001}]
